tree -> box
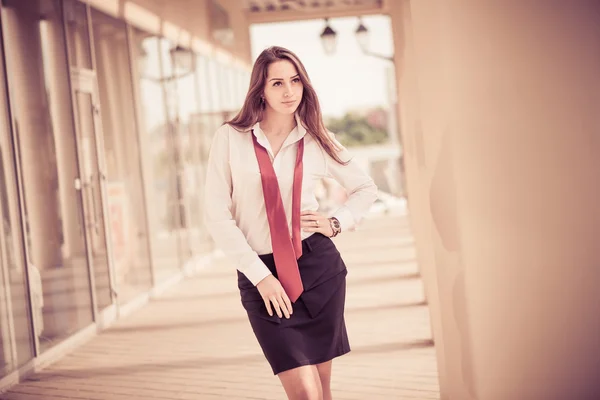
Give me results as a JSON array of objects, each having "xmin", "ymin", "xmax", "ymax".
[{"xmin": 325, "ymin": 109, "xmax": 389, "ymax": 147}]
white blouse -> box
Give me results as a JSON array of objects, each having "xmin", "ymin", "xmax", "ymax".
[{"xmin": 203, "ymin": 116, "xmax": 378, "ymax": 286}]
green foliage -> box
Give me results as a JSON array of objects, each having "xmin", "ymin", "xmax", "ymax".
[{"xmin": 325, "ymin": 109, "xmax": 389, "ymax": 148}]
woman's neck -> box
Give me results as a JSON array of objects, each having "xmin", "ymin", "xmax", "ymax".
[{"xmin": 260, "ymin": 109, "xmax": 297, "ymax": 137}]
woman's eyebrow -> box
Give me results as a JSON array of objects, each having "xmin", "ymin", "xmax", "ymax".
[{"xmin": 268, "ymin": 74, "xmax": 299, "ymax": 82}]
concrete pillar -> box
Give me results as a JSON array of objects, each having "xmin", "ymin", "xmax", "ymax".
[
  {"xmin": 406, "ymin": 1, "xmax": 600, "ymax": 399},
  {"xmin": 389, "ymin": 0, "xmax": 449, "ymax": 395}
]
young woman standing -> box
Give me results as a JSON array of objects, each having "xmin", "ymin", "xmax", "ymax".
[{"xmin": 204, "ymin": 46, "xmax": 378, "ymax": 400}]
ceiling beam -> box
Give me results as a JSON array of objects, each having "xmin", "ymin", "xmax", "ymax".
[{"xmin": 246, "ymin": 3, "xmax": 388, "ymax": 24}]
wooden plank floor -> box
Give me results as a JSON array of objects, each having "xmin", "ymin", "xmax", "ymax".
[{"xmin": 1, "ymin": 212, "xmax": 440, "ymax": 400}]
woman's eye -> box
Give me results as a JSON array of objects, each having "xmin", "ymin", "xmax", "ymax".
[
  {"xmin": 293, "ymin": 78, "xmax": 301, "ymax": 83},
  {"xmin": 273, "ymin": 82, "xmax": 281, "ymax": 87}
]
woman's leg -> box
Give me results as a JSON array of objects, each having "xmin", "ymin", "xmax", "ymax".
[
  {"xmin": 278, "ymin": 365, "xmax": 323, "ymax": 400},
  {"xmin": 316, "ymin": 361, "xmax": 333, "ymax": 400}
]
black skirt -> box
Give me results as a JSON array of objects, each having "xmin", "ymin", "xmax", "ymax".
[{"xmin": 237, "ymin": 233, "xmax": 351, "ymax": 375}]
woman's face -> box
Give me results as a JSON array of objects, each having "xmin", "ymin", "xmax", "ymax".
[{"xmin": 263, "ymin": 60, "xmax": 304, "ymax": 115}]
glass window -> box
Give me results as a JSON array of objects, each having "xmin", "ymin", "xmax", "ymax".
[
  {"xmin": 171, "ymin": 47, "xmax": 205, "ymax": 259},
  {"xmin": 206, "ymin": 58, "xmax": 221, "ymax": 113},
  {"xmin": 63, "ymin": 0, "xmax": 92, "ymax": 69},
  {"xmin": 239, "ymin": 68, "xmax": 250, "ymax": 108},
  {"xmin": 196, "ymin": 55, "xmax": 212, "ymax": 114},
  {"xmin": 1, "ymin": 0, "xmax": 94, "ymax": 352},
  {"xmin": 159, "ymin": 38, "xmax": 195, "ymax": 264},
  {"xmin": 0, "ymin": 31, "xmax": 34, "ymax": 378},
  {"xmin": 131, "ymin": 29, "xmax": 183, "ymax": 283},
  {"xmin": 237, "ymin": 68, "xmax": 250, "ymax": 114},
  {"xmin": 191, "ymin": 55, "xmax": 218, "ymax": 254},
  {"xmin": 233, "ymin": 67, "xmax": 244, "ymax": 110},
  {"xmin": 218, "ymin": 65, "xmax": 231, "ymax": 112},
  {"xmin": 90, "ymin": 9, "xmax": 152, "ymax": 304},
  {"xmin": 228, "ymin": 66, "xmax": 238, "ymax": 112}
]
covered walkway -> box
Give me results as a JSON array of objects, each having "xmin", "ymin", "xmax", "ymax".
[{"xmin": 0, "ymin": 212, "xmax": 439, "ymax": 399}]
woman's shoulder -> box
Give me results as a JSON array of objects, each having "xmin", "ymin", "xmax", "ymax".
[
  {"xmin": 315, "ymin": 129, "xmax": 352, "ymax": 163},
  {"xmin": 211, "ymin": 123, "xmax": 254, "ymax": 152},
  {"xmin": 211, "ymin": 123, "xmax": 238, "ymax": 140},
  {"xmin": 218, "ymin": 122, "xmax": 253, "ymax": 137},
  {"xmin": 308, "ymin": 128, "xmax": 347, "ymax": 152},
  {"xmin": 323, "ymin": 128, "xmax": 341, "ymax": 143}
]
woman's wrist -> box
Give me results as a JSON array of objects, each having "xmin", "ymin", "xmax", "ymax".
[{"xmin": 328, "ymin": 217, "xmax": 341, "ymax": 237}]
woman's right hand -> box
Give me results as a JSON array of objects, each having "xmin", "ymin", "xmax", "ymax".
[{"xmin": 256, "ymin": 275, "xmax": 293, "ymax": 319}]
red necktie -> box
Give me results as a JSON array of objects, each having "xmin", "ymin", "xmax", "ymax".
[{"xmin": 252, "ymin": 131, "xmax": 304, "ymax": 302}]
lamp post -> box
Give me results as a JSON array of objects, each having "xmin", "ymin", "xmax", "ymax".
[
  {"xmin": 170, "ymin": 45, "xmax": 196, "ymax": 74},
  {"xmin": 138, "ymin": 44, "xmax": 196, "ymax": 82},
  {"xmin": 319, "ymin": 17, "xmax": 394, "ymax": 62},
  {"xmin": 319, "ymin": 18, "xmax": 337, "ymax": 56},
  {"xmin": 354, "ymin": 17, "xmax": 394, "ymax": 62},
  {"xmin": 319, "ymin": 17, "xmax": 405, "ymax": 198},
  {"xmin": 138, "ymin": 42, "xmax": 196, "ymax": 232}
]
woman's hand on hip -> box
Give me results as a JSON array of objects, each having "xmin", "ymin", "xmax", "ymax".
[
  {"xmin": 256, "ymin": 275, "xmax": 292, "ymax": 319},
  {"xmin": 301, "ymin": 210, "xmax": 334, "ymax": 237}
]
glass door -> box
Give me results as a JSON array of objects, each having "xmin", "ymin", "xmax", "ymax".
[
  {"xmin": 70, "ymin": 69, "xmax": 115, "ymax": 312},
  {"xmin": 1, "ymin": 0, "xmax": 97, "ymax": 352},
  {"xmin": 90, "ymin": 9, "xmax": 153, "ymax": 305}
]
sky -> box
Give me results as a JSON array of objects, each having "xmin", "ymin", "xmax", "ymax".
[{"xmin": 249, "ymin": 15, "xmax": 395, "ymax": 118}]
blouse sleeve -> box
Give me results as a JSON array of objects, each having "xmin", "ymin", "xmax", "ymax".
[
  {"xmin": 325, "ymin": 132, "xmax": 379, "ymax": 231},
  {"xmin": 203, "ymin": 125, "xmax": 272, "ymax": 285}
]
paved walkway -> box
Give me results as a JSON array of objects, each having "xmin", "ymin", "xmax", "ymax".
[{"xmin": 1, "ymin": 212, "xmax": 440, "ymax": 399}]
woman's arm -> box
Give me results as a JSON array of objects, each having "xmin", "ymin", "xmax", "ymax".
[
  {"xmin": 324, "ymin": 132, "xmax": 379, "ymax": 232},
  {"xmin": 203, "ymin": 125, "xmax": 272, "ymax": 285}
]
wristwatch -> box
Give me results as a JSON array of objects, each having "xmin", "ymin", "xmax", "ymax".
[{"xmin": 328, "ymin": 217, "xmax": 341, "ymax": 237}]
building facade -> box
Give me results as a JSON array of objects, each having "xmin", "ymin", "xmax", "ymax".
[{"xmin": 0, "ymin": 0, "xmax": 252, "ymax": 387}]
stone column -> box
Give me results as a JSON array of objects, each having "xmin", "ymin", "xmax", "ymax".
[
  {"xmin": 389, "ymin": 0, "xmax": 449, "ymax": 395},
  {"xmin": 407, "ymin": 1, "xmax": 600, "ymax": 399}
]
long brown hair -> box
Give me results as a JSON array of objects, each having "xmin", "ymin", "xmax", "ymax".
[{"xmin": 226, "ymin": 46, "xmax": 347, "ymax": 165}]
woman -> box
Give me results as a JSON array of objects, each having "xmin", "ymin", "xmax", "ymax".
[{"xmin": 204, "ymin": 46, "xmax": 378, "ymax": 400}]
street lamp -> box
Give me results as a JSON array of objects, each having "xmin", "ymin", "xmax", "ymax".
[
  {"xmin": 170, "ymin": 45, "xmax": 195, "ymax": 72},
  {"xmin": 136, "ymin": 39, "xmax": 195, "ymax": 230},
  {"xmin": 319, "ymin": 16, "xmax": 404, "ymax": 197},
  {"xmin": 319, "ymin": 18, "xmax": 337, "ymax": 56},
  {"xmin": 138, "ymin": 43, "xmax": 195, "ymax": 81},
  {"xmin": 354, "ymin": 18, "xmax": 394, "ymax": 62},
  {"xmin": 319, "ymin": 17, "xmax": 393, "ymax": 62},
  {"xmin": 355, "ymin": 17, "xmax": 369, "ymax": 53}
]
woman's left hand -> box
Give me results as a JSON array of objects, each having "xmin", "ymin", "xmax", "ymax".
[{"xmin": 301, "ymin": 210, "xmax": 333, "ymax": 237}]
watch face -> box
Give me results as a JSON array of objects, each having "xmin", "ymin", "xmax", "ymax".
[{"xmin": 332, "ymin": 219, "xmax": 340, "ymax": 229}]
